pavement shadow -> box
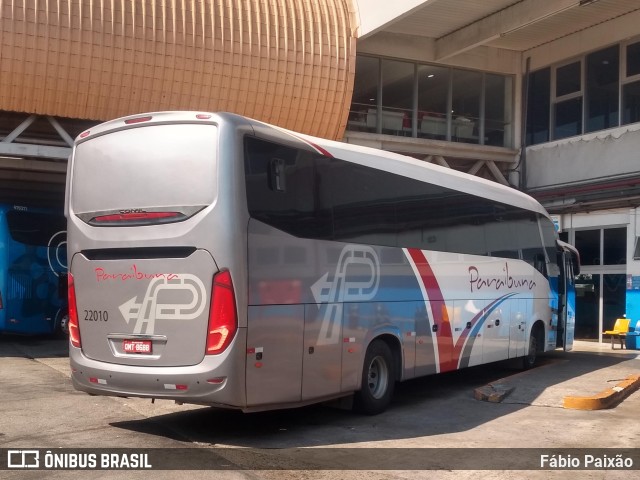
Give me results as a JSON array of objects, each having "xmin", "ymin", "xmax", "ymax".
[
  {"xmin": 110, "ymin": 348, "xmax": 637, "ymax": 448},
  {"xmin": 0, "ymin": 334, "xmax": 68, "ymax": 359}
]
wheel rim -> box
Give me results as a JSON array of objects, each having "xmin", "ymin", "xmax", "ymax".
[{"xmin": 367, "ymin": 355, "xmax": 389, "ymax": 400}]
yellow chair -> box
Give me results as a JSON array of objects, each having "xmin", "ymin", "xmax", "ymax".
[{"xmin": 603, "ymin": 318, "xmax": 631, "ymax": 349}]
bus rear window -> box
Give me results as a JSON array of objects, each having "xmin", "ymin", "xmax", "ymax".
[
  {"xmin": 71, "ymin": 124, "xmax": 218, "ymax": 216},
  {"xmin": 6, "ymin": 210, "xmax": 66, "ymax": 246}
]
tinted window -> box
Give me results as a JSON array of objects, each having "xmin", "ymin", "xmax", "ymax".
[
  {"xmin": 244, "ymin": 137, "xmax": 548, "ymax": 266},
  {"xmin": 586, "ymin": 46, "xmax": 619, "ymax": 133},
  {"xmin": 6, "ymin": 210, "xmax": 66, "ymax": 246},
  {"xmin": 556, "ymin": 62, "xmax": 581, "ymax": 97},
  {"xmin": 526, "ymin": 68, "xmax": 550, "ymax": 146},
  {"xmin": 244, "ymin": 137, "xmax": 332, "ymax": 239}
]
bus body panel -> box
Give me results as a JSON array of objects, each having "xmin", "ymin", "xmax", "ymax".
[
  {"xmin": 69, "ymin": 327, "xmax": 247, "ymax": 407},
  {"xmin": 68, "ymin": 114, "xmax": 254, "ymax": 408},
  {"xmin": 244, "ymin": 220, "xmax": 551, "ymax": 404},
  {"xmin": 0, "ymin": 206, "xmax": 67, "ymax": 335},
  {"xmin": 70, "ymin": 250, "xmax": 216, "ymax": 367}
]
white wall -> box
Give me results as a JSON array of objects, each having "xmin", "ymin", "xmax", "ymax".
[
  {"xmin": 526, "ymin": 125, "xmax": 640, "ymax": 189},
  {"xmin": 354, "ymin": 0, "xmax": 434, "ymax": 38}
]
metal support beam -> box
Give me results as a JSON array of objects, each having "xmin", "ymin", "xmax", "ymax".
[
  {"xmin": 467, "ymin": 160, "xmax": 484, "ymax": 176},
  {"xmin": 435, "ymin": 0, "xmax": 579, "ymax": 60},
  {"xmin": 486, "ymin": 160, "xmax": 509, "ymax": 186},
  {"xmin": 0, "ymin": 143, "xmax": 71, "ymax": 160},
  {"xmin": 2, "ymin": 115, "xmax": 37, "ymax": 143},
  {"xmin": 47, "ymin": 116, "xmax": 75, "ymax": 147}
]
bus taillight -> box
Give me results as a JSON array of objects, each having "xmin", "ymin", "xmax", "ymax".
[
  {"xmin": 68, "ymin": 273, "xmax": 81, "ymax": 348},
  {"xmin": 206, "ymin": 270, "xmax": 237, "ymax": 355},
  {"xmin": 90, "ymin": 211, "xmax": 184, "ymax": 226}
]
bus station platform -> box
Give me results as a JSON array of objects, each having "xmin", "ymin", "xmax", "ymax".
[{"xmin": 474, "ymin": 340, "xmax": 640, "ymax": 411}]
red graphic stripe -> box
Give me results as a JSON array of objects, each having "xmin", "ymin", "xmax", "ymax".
[{"xmin": 407, "ymin": 249, "xmax": 456, "ymax": 372}]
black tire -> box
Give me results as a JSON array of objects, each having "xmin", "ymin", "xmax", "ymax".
[
  {"xmin": 354, "ymin": 340, "xmax": 395, "ymax": 415},
  {"xmin": 54, "ymin": 309, "xmax": 69, "ymax": 338},
  {"xmin": 522, "ymin": 330, "xmax": 538, "ymax": 370}
]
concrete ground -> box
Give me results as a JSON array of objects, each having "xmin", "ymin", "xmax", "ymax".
[{"xmin": 0, "ymin": 336, "xmax": 638, "ymax": 479}]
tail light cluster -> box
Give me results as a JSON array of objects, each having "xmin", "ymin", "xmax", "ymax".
[
  {"xmin": 66, "ymin": 269, "xmax": 237, "ymax": 354},
  {"xmin": 67, "ymin": 273, "xmax": 81, "ymax": 348},
  {"xmin": 206, "ymin": 270, "xmax": 238, "ymax": 355}
]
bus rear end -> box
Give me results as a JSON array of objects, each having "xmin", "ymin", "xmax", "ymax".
[
  {"xmin": 0, "ymin": 206, "xmax": 67, "ymax": 335},
  {"xmin": 67, "ymin": 112, "xmax": 250, "ymax": 408}
]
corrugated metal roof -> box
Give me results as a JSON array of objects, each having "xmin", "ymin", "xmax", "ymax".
[
  {"xmin": 385, "ymin": 0, "xmax": 518, "ymax": 38},
  {"xmin": 487, "ymin": 0, "xmax": 640, "ymax": 51},
  {"xmin": 379, "ymin": 0, "xmax": 640, "ymax": 55}
]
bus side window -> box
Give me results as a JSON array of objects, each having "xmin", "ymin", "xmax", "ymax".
[{"xmin": 532, "ymin": 253, "xmax": 547, "ymax": 277}]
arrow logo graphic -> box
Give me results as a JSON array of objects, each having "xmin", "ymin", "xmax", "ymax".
[
  {"xmin": 313, "ymin": 245, "xmax": 380, "ymax": 345},
  {"xmin": 118, "ymin": 274, "xmax": 207, "ymax": 334}
]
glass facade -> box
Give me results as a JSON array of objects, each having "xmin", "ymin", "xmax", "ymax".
[
  {"xmin": 527, "ymin": 39, "xmax": 640, "ymax": 145},
  {"xmin": 348, "ymin": 55, "xmax": 513, "ymax": 148},
  {"xmin": 525, "ymin": 68, "xmax": 550, "ymax": 145},
  {"xmin": 586, "ymin": 46, "xmax": 619, "ymax": 133},
  {"xmin": 571, "ymin": 227, "xmax": 628, "ymax": 340}
]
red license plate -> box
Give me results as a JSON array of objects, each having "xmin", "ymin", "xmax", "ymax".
[{"xmin": 123, "ymin": 340, "xmax": 152, "ymax": 354}]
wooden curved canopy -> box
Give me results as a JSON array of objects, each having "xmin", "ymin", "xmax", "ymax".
[{"xmin": 0, "ymin": 0, "xmax": 357, "ymax": 139}]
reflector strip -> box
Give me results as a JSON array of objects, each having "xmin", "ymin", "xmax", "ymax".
[
  {"xmin": 124, "ymin": 115, "xmax": 153, "ymax": 124},
  {"xmin": 164, "ymin": 384, "xmax": 188, "ymax": 391},
  {"xmin": 206, "ymin": 377, "xmax": 226, "ymax": 384},
  {"xmin": 343, "ymin": 337, "xmax": 356, "ymax": 343},
  {"xmin": 89, "ymin": 377, "xmax": 107, "ymax": 385}
]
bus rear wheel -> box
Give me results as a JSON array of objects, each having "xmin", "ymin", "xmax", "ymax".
[
  {"xmin": 355, "ymin": 340, "xmax": 395, "ymax": 415},
  {"xmin": 523, "ymin": 330, "xmax": 538, "ymax": 370}
]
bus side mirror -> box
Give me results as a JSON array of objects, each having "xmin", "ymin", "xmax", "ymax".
[{"xmin": 269, "ymin": 158, "xmax": 286, "ymax": 192}]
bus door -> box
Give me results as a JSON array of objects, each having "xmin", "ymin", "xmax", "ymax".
[{"xmin": 558, "ymin": 242, "xmax": 579, "ymax": 351}]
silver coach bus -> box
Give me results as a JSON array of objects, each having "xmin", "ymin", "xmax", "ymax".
[{"xmin": 66, "ymin": 112, "xmax": 578, "ymax": 414}]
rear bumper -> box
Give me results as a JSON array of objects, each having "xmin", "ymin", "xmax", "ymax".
[{"xmin": 69, "ymin": 331, "xmax": 246, "ymax": 408}]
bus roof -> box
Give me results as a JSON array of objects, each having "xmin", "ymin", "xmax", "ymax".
[
  {"xmin": 74, "ymin": 111, "xmax": 549, "ymax": 218},
  {"xmin": 256, "ymin": 119, "xmax": 549, "ymax": 218}
]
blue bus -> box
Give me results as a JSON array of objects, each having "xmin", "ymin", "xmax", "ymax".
[{"xmin": 0, "ymin": 205, "xmax": 68, "ymax": 335}]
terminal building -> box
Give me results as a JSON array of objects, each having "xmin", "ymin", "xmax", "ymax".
[{"xmin": 1, "ymin": 0, "xmax": 639, "ymax": 341}]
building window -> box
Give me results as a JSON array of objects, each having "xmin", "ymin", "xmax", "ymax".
[
  {"xmin": 348, "ymin": 55, "xmax": 513, "ymax": 147},
  {"xmin": 574, "ymin": 227, "xmax": 627, "ymax": 266},
  {"xmin": 526, "ymin": 68, "xmax": 550, "ymax": 145},
  {"xmin": 349, "ymin": 56, "xmax": 380, "ymax": 133},
  {"xmin": 626, "ymin": 41, "xmax": 640, "ymax": 77},
  {"xmin": 526, "ymin": 38, "xmax": 640, "ymax": 145},
  {"xmin": 622, "ymin": 81, "xmax": 640, "ymax": 124},
  {"xmin": 586, "ymin": 46, "xmax": 619, "ymax": 133},
  {"xmin": 554, "ymin": 97, "xmax": 583, "ymax": 140},
  {"xmin": 554, "ymin": 61, "xmax": 583, "ymax": 140},
  {"xmin": 622, "ymin": 41, "xmax": 640, "ymax": 126},
  {"xmin": 485, "ymin": 73, "xmax": 513, "ymax": 147},
  {"xmin": 556, "ymin": 62, "xmax": 581, "ymax": 97},
  {"xmin": 452, "ymin": 69, "xmax": 482, "ymax": 144},
  {"xmin": 417, "ymin": 64, "xmax": 449, "ymax": 141},
  {"xmin": 575, "ymin": 229, "xmax": 600, "ymax": 266},
  {"xmin": 381, "ymin": 59, "xmax": 415, "ymax": 135},
  {"xmin": 603, "ymin": 227, "xmax": 626, "ymax": 265}
]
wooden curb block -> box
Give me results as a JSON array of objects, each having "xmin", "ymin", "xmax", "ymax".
[
  {"xmin": 563, "ymin": 374, "xmax": 640, "ymax": 410},
  {"xmin": 474, "ymin": 383, "xmax": 515, "ymax": 403}
]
